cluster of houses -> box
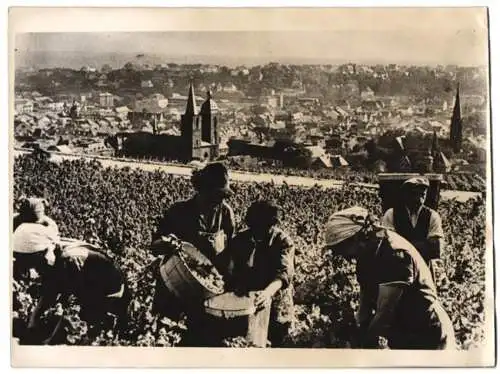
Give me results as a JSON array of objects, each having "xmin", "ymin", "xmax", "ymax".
[
  {"xmin": 219, "ymin": 85, "xmax": 488, "ymax": 172},
  {"xmin": 224, "ymin": 94, "xmax": 453, "ymax": 153},
  {"xmin": 13, "ymin": 65, "xmax": 488, "ymax": 173}
]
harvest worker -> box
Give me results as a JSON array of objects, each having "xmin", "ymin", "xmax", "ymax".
[
  {"xmin": 150, "ymin": 162, "xmax": 235, "ymax": 346},
  {"xmin": 13, "ymin": 196, "xmax": 58, "ymax": 233},
  {"xmin": 13, "ymin": 223, "xmax": 130, "ymax": 345},
  {"xmin": 221, "ymin": 200, "xmax": 295, "ymax": 347},
  {"xmin": 151, "ymin": 162, "xmax": 235, "ymax": 261},
  {"xmin": 324, "ymin": 206, "xmax": 456, "ymax": 350},
  {"xmin": 381, "ymin": 177, "xmax": 444, "ymax": 265}
]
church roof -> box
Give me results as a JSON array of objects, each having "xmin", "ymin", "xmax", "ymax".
[
  {"xmin": 200, "ymin": 98, "xmax": 219, "ymax": 114},
  {"xmin": 305, "ymin": 145, "xmax": 326, "ymax": 158},
  {"xmin": 314, "ymin": 155, "xmax": 333, "ymax": 168},
  {"xmin": 199, "ymin": 91, "xmax": 219, "ymax": 114},
  {"xmin": 185, "ymin": 82, "xmax": 198, "ymax": 115}
]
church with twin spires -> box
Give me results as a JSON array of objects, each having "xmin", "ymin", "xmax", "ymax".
[
  {"xmin": 108, "ymin": 82, "xmax": 221, "ymax": 162},
  {"xmin": 180, "ymin": 82, "xmax": 220, "ymax": 161}
]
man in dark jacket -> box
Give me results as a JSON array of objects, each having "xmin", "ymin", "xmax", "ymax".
[
  {"xmin": 151, "ymin": 162, "xmax": 235, "ymax": 262},
  {"xmin": 150, "ymin": 162, "xmax": 235, "ymax": 346}
]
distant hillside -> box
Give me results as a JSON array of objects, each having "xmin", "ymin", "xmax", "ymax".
[{"xmin": 15, "ymin": 50, "xmax": 483, "ymax": 70}]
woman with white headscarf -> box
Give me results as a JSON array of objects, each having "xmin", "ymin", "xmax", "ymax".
[
  {"xmin": 324, "ymin": 206, "xmax": 456, "ymax": 350},
  {"xmin": 13, "ymin": 223, "xmax": 130, "ymax": 344}
]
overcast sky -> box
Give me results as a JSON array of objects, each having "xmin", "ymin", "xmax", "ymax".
[{"xmin": 13, "ymin": 8, "xmax": 489, "ymax": 67}]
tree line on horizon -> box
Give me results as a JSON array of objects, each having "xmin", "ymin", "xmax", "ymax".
[{"xmin": 16, "ymin": 62, "xmax": 487, "ymax": 104}]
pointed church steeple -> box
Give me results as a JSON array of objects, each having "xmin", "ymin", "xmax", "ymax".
[
  {"xmin": 450, "ymin": 82, "xmax": 462, "ymax": 153},
  {"xmin": 185, "ymin": 80, "xmax": 197, "ymax": 115}
]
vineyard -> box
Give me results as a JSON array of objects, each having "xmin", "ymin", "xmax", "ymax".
[{"xmin": 12, "ymin": 155, "xmax": 487, "ymax": 348}]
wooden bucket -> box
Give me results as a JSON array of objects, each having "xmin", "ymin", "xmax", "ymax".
[{"xmin": 159, "ymin": 242, "xmax": 223, "ymax": 302}]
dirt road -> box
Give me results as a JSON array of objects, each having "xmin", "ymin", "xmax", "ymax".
[{"xmin": 13, "ymin": 150, "xmax": 481, "ymax": 202}]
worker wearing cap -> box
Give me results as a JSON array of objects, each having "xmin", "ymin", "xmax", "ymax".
[
  {"xmin": 324, "ymin": 206, "xmax": 456, "ymax": 350},
  {"xmin": 381, "ymin": 177, "xmax": 444, "ymax": 265},
  {"xmin": 150, "ymin": 162, "xmax": 235, "ymax": 345},
  {"xmin": 151, "ymin": 162, "xmax": 235, "ymax": 261},
  {"xmin": 221, "ymin": 200, "xmax": 295, "ymax": 347},
  {"xmin": 13, "ymin": 223, "xmax": 130, "ymax": 344}
]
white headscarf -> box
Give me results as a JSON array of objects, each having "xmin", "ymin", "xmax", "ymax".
[
  {"xmin": 324, "ymin": 206, "xmax": 371, "ymax": 247},
  {"xmin": 13, "ymin": 223, "xmax": 60, "ymax": 265}
]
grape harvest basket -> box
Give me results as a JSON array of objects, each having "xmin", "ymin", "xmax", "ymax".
[{"xmin": 159, "ymin": 241, "xmax": 225, "ymax": 302}]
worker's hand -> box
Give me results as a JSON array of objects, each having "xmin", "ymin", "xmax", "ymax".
[
  {"xmin": 151, "ymin": 234, "xmax": 182, "ymax": 256},
  {"xmin": 254, "ymin": 289, "xmax": 273, "ymax": 309},
  {"xmin": 29, "ymin": 268, "xmax": 40, "ymax": 280}
]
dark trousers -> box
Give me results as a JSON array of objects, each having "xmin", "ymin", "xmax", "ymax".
[{"xmin": 268, "ymin": 304, "xmax": 292, "ymax": 347}]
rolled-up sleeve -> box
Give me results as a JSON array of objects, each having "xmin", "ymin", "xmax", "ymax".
[
  {"xmin": 275, "ymin": 234, "xmax": 295, "ymax": 289},
  {"xmin": 427, "ymin": 211, "xmax": 445, "ymax": 239}
]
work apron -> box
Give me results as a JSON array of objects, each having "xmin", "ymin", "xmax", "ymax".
[{"xmin": 198, "ymin": 205, "xmax": 227, "ymax": 259}]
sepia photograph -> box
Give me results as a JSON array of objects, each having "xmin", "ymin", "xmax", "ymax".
[{"xmin": 8, "ymin": 6, "xmax": 494, "ymax": 368}]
